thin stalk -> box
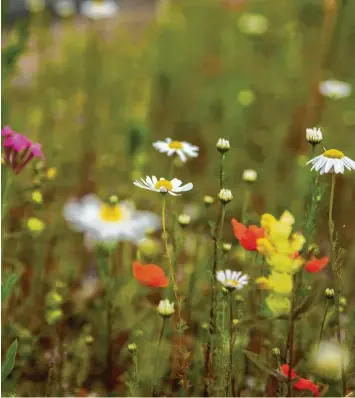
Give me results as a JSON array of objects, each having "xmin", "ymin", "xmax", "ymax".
[
  {"xmin": 328, "ymin": 173, "xmax": 346, "ymax": 396},
  {"xmin": 219, "ymin": 154, "xmax": 225, "ymax": 190},
  {"xmin": 204, "ymin": 203, "xmax": 226, "ymax": 396},
  {"xmin": 319, "ymin": 301, "xmax": 329, "ymax": 345},
  {"xmin": 227, "ymin": 292, "xmax": 234, "ymax": 397},
  {"xmin": 241, "ymin": 186, "xmax": 250, "ymax": 225},
  {"xmin": 168, "ymin": 158, "xmax": 175, "ymax": 180},
  {"xmin": 152, "ymin": 318, "xmax": 166, "ymax": 395},
  {"xmin": 287, "ymin": 284, "xmax": 296, "ymax": 397}
]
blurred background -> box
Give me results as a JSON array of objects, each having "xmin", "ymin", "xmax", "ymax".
[{"xmin": 2, "ymin": 0, "xmax": 355, "ymax": 395}]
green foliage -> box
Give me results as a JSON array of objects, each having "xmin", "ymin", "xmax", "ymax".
[
  {"xmin": 1, "ymin": 339, "xmax": 18, "ymax": 383},
  {"xmin": 1, "ymin": 273, "xmax": 18, "ymax": 303}
]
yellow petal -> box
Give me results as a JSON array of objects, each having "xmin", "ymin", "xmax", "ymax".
[
  {"xmin": 266, "ymin": 294, "xmax": 291, "ymax": 315},
  {"xmin": 269, "ymin": 271, "xmax": 293, "ymax": 295}
]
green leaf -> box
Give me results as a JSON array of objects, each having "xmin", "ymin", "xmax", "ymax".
[
  {"xmin": 293, "ymin": 287, "xmax": 321, "ymax": 320},
  {"xmin": 1, "ymin": 274, "xmax": 18, "ymax": 303},
  {"xmin": 243, "ymin": 350, "xmax": 287, "ymax": 381},
  {"xmin": 1, "ymin": 339, "xmax": 18, "ymax": 382}
]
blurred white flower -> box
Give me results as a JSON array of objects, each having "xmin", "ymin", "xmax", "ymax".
[
  {"xmin": 25, "ymin": 0, "xmax": 45, "ymax": 13},
  {"xmin": 178, "ymin": 214, "xmax": 191, "ymax": 227},
  {"xmin": 319, "ymin": 80, "xmax": 351, "ymax": 99},
  {"xmin": 309, "ymin": 341, "xmax": 350, "ymax": 380},
  {"xmin": 153, "ymin": 138, "xmax": 199, "ymax": 162},
  {"xmin": 238, "ymin": 13, "xmax": 269, "ymax": 36},
  {"xmin": 53, "ymin": 0, "xmax": 76, "ymax": 17},
  {"xmin": 242, "ymin": 169, "xmax": 257, "ymax": 182},
  {"xmin": 306, "ymin": 127, "xmax": 323, "ymax": 145},
  {"xmin": 133, "ymin": 176, "xmax": 193, "ymax": 196},
  {"xmin": 80, "ymin": 0, "xmax": 118, "ymax": 19},
  {"xmin": 216, "ymin": 269, "xmax": 249, "ymax": 290},
  {"xmin": 307, "ymin": 149, "xmax": 355, "ymax": 174},
  {"xmin": 63, "ymin": 194, "xmax": 160, "ymax": 246}
]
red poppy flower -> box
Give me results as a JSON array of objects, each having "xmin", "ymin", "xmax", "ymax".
[
  {"xmin": 132, "ymin": 261, "xmax": 169, "ymax": 288},
  {"xmin": 305, "ymin": 256, "xmax": 329, "ymax": 273},
  {"xmin": 231, "ymin": 219, "xmax": 265, "ymax": 251},
  {"xmin": 281, "ymin": 365, "xmax": 319, "ymax": 397}
]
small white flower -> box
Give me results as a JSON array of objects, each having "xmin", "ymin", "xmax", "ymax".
[
  {"xmin": 222, "ymin": 243, "xmax": 232, "ymax": 253},
  {"xmin": 133, "ymin": 176, "xmax": 193, "ymax": 196},
  {"xmin": 242, "ymin": 169, "xmax": 257, "ymax": 182},
  {"xmin": 152, "ymin": 138, "xmax": 199, "ymax": 163},
  {"xmin": 80, "ymin": 0, "xmax": 118, "ymax": 19},
  {"xmin": 306, "ymin": 149, "xmax": 355, "ymax": 175},
  {"xmin": 306, "ymin": 127, "xmax": 323, "ymax": 145},
  {"xmin": 204, "ymin": 195, "xmax": 215, "ymax": 205},
  {"xmin": 216, "ymin": 138, "xmax": 230, "ymax": 153},
  {"xmin": 178, "ymin": 214, "xmax": 191, "ymax": 227},
  {"xmin": 309, "ymin": 341, "xmax": 350, "ymax": 380},
  {"xmin": 216, "ymin": 269, "xmax": 249, "ymax": 290},
  {"xmin": 63, "ymin": 194, "xmax": 160, "ymax": 246},
  {"xmin": 157, "ymin": 299, "xmax": 175, "ymax": 317},
  {"xmin": 238, "ymin": 13, "xmax": 269, "ymax": 36},
  {"xmin": 319, "ymin": 80, "xmax": 351, "ymax": 99},
  {"xmin": 218, "ymin": 188, "xmax": 233, "ymax": 204},
  {"xmin": 53, "ymin": 0, "xmax": 75, "ymax": 17}
]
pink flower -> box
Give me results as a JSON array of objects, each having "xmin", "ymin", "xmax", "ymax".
[{"xmin": 2, "ymin": 126, "xmax": 44, "ymax": 174}]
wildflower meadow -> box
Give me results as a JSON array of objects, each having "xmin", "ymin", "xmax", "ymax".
[{"xmin": 2, "ymin": 0, "xmax": 355, "ymax": 397}]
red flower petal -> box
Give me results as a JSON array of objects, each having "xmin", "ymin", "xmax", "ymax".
[
  {"xmin": 240, "ymin": 229, "xmax": 258, "ymax": 251},
  {"xmin": 132, "ymin": 261, "xmax": 169, "ymax": 288},
  {"xmin": 249, "ymin": 225, "xmax": 265, "ymax": 240},
  {"xmin": 281, "ymin": 364, "xmax": 319, "ymax": 397},
  {"xmin": 231, "ymin": 219, "xmax": 247, "ymax": 240},
  {"xmin": 305, "ymin": 256, "xmax": 329, "ymax": 273}
]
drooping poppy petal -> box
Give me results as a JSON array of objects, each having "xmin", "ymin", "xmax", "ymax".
[
  {"xmin": 132, "ymin": 261, "xmax": 169, "ymax": 288},
  {"xmin": 305, "ymin": 256, "xmax": 329, "ymax": 273},
  {"xmin": 281, "ymin": 364, "xmax": 319, "ymax": 397},
  {"xmin": 231, "ymin": 219, "xmax": 247, "ymax": 240}
]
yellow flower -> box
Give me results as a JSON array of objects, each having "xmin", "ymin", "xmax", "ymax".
[
  {"xmin": 47, "ymin": 168, "xmax": 57, "ymax": 180},
  {"xmin": 265, "ymin": 294, "xmax": 291, "ymax": 315},
  {"xmin": 31, "ymin": 190, "xmax": 43, "ymax": 204},
  {"xmin": 27, "ymin": 217, "xmax": 46, "ymax": 234},
  {"xmin": 256, "ymin": 271, "xmax": 293, "ymax": 295}
]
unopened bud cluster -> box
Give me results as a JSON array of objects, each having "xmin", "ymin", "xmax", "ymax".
[{"xmin": 45, "ymin": 282, "xmax": 66, "ymax": 325}]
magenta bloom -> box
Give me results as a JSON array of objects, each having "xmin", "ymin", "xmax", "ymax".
[{"xmin": 2, "ymin": 126, "xmax": 45, "ymax": 174}]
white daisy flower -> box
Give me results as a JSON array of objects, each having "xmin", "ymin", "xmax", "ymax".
[
  {"xmin": 80, "ymin": 0, "xmax": 118, "ymax": 19},
  {"xmin": 306, "ymin": 149, "xmax": 355, "ymax": 175},
  {"xmin": 152, "ymin": 138, "xmax": 199, "ymax": 163},
  {"xmin": 133, "ymin": 176, "xmax": 193, "ymax": 196},
  {"xmin": 216, "ymin": 269, "xmax": 249, "ymax": 290},
  {"xmin": 157, "ymin": 299, "xmax": 175, "ymax": 317},
  {"xmin": 63, "ymin": 194, "xmax": 160, "ymax": 246},
  {"xmin": 306, "ymin": 127, "xmax": 323, "ymax": 145},
  {"xmin": 319, "ymin": 80, "xmax": 352, "ymax": 99}
]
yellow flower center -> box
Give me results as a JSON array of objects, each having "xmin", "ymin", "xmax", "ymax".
[
  {"xmin": 227, "ymin": 279, "xmax": 240, "ymax": 287},
  {"xmin": 168, "ymin": 141, "xmax": 183, "ymax": 149},
  {"xmin": 100, "ymin": 204, "xmax": 123, "ymax": 222},
  {"xmin": 323, "ymin": 149, "xmax": 344, "ymax": 159},
  {"xmin": 155, "ymin": 179, "xmax": 173, "ymax": 191}
]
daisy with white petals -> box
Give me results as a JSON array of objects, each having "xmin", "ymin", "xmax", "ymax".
[
  {"xmin": 307, "ymin": 149, "xmax": 355, "ymax": 175},
  {"xmin": 80, "ymin": 0, "xmax": 118, "ymax": 19},
  {"xmin": 319, "ymin": 80, "xmax": 352, "ymax": 99},
  {"xmin": 63, "ymin": 194, "xmax": 160, "ymax": 247},
  {"xmin": 133, "ymin": 176, "xmax": 193, "ymax": 196},
  {"xmin": 216, "ymin": 269, "xmax": 249, "ymax": 290},
  {"xmin": 153, "ymin": 138, "xmax": 199, "ymax": 163}
]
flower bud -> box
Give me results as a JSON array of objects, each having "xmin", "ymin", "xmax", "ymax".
[
  {"xmin": 46, "ymin": 291, "xmax": 63, "ymax": 307},
  {"xmin": 242, "ymin": 169, "xmax": 257, "ymax": 183},
  {"xmin": 339, "ymin": 297, "xmax": 347, "ymax": 307},
  {"xmin": 157, "ymin": 299, "xmax": 175, "ymax": 317},
  {"xmin": 222, "ymin": 243, "xmax": 232, "ymax": 253},
  {"xmin": 47, "ymin": 167, "xmax": 57, "ymax": 180},
  {"xmin": 306, "ymin": 127, "xmax": 323, "ymax": 145},
  {"xmin": 178, "ymin": 214, "xmax": 191, "ymax": 227},
  {"xmin": 107, "ymin": 195, "xmax": 119, "ymax": 205},
  {"xmin": 138, "ymin": 238, "xmax": 161, "ymax": 258},
  {"xmin": 204, "ymin": 195, "xmax": 215, "ymax": 206},
  {"xmin": 272, "ymin": 347, "xmax": 280, "ymax": 359},
  {"xmin": 218, "ymin": 188, "xmax": 233, "ymax": 204},
  {"xmin": 128, "ymin": 343, "xmax": 137, "ymax": 353},
  {"xmin": 232, "ymin": 319, "xmax": 239, "ymax": 326},
  {"xmin": 31, "ymin": 190, "xmax": 43, "ymax": 204},
  {"xmin": 85, "ymin": 336, "xmax": 94, "ymax": 345},
  {"xmin": 26, "ymin": 217, "xmax": 45, "ymax": 235},
  {"xmin": 216, "ymin": 138, "xmax": 230, "ymax": 154},
  {"xmin": 46, "ymin": 309, "xmax": 63, "ymax": 325},
  {"xmin": 324, "ymin": 288, "xmax": 335, "ymax": 299},
  {"xmin": 234, "ymin": 294, "xmax": 245, "ymax": 304}
]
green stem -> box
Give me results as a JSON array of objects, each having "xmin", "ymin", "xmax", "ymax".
[
  {"xmin": 227, "ymin": 293, "xmax": 234, "ymax": 397},
  {"xmin": 219, "ymin": 154, "xmax": 225, "ymax": 190},
  {"xmin": 241, "ymin": 187, "xmax": 250, "ymax": 225},
  {"xmin": 1, "ymin": 168, "xmax": 12, "ymax": 221},
  {"xmin": 152, "ymin": 318, "xmax": 166, "ymax": 395},
  {"xmin": 287, "ymin": 281, "xmax": 296, "ymax": 397},
  {"xmin": 328, "ymin": 173, "xmax": 346, "ymax": 396},
  {"xmin": 319, "ymin": 301, "xmax": 329, "ymax": 345}
]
